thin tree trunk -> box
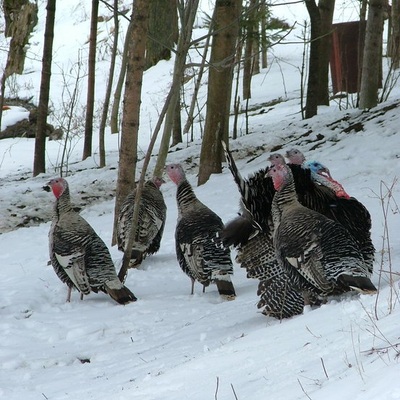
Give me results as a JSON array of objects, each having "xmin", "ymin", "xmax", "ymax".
[
  {"xmin": 304, "ymin": 0, "xmax": 321, "ymax": 119},
  {"xmin": 317, "ymin": 0, "xmax": 335, "ymax": 105},
  {"xmin": 145, "ymin": 0, "xmax": 178, "ymax": 70},
  {"xmin": 33, "ymin": 0, "xmax": 56, "ymax": 176},
  {"xmin": 390, "ymin": 0, "xmax": 400, "ymax": 68},
  {"xmin": 171, "ymin": 95, "xmax": 182, "ymax": 146},
  {"xmin": 260, "ymin": 0, "xmax": 268, "ymax": 69},
  {"xmin": 82, "ymin": 0, "xmax": 99, "ymax": 160},
  {"xmin": 110, "ymin": 21, "xmax": 133, "ymax": 134},
  {"xmin": 359, "ymin": 0, "xmax": 385, "ymax": 109},
  {"xmin": 153, "ymin": 0, "xmax": 200, "ymax": 178},
  {"xmin": 0, "ymin": 74, "xmax": 6, "ymax": 132},
  {"xmin": 182, "ymin": 13, "xmax": 214, "ymax": 136},
  {"xmin": 99, "ymin": 0, "xmax": 119, "ymax": 167},
  {"xmin": 112, "ymin": 0, "xmax": 149, "ymax": 246},
  {"xmin": 242, "ymin": 0, "xmax": 257, "ymax": 100},
  {"xmin": 198, "ymin": 0, "xmax": 242, "ymax": 186}
]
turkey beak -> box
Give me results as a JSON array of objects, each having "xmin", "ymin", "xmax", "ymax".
[
  {"xmin": 318, "ymin": 167, "xmax": 332, "ymax": 179},
  {"xmin": 43, "ymin": 181, "xmax": 52, "ymax": 192}
]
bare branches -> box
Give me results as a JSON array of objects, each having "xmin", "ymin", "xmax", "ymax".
[{"xmin": 371, "ymin": 177, "xmax": 399, "ymax": 319}]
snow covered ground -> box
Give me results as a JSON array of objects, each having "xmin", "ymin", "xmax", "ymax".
[{"xmin": 0, "ymin": 1, "xmax": 399, "ymax": 399}]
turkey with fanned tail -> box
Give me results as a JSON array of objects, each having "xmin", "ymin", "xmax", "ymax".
[
  {"xmin": 220, "ymin": 143, "xmax": 305, "ymax": 318},
  {"xmin": 44, "ymin": 177, "xmax": 137, "ymax": 304},
  {"xmin": 221, "ymin": 143, "xmax": 376, "ymax": 318},
  {"xmin": 166, "ymin": 163, "xmax": 236, "ymax": 299}
]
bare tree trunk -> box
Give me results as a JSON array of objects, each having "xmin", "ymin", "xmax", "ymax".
[
  {"xmin": 153, "ymin": 0, "xmax": 200, "ymax": 178},
  {"xmin": 253, "ymin": 35, "xmax": 260, "ymax": 75},
  {"xmin": 1, "ymin": 0, "xmax": 38, "ymax": 130},
  {"xmin": 260, "ymin": 0, "xmax": 268, "ymax": 69},
  {"xmin": 110, "ymin": 21, "xmax": 133, "ymax": 135},
  {"xmin": 33, "ymin": 0, "xmax": 56, "ymax": 176},
  {"xmin": 99, "ymin": 0, "xmax": 119, "ymax": 168},
  {"xmin": 242, "ymin": 0, "xmax": 258, "ymax": 100},
  {"xmin": 182, "ymin": 13, "xmax": 214, "ymax": 136},
  {"xmin": 317, "ymin": 0, "xmax": 335, "ymax": 105},
  {"xmin": 171, "ymin": 95, "xmax": 182, "ymax": 146},
  {"xmin": 112, "ymin": 0, "xmax": 149, "ymax": 246},
  {"xmin": 82, "ymin": 0, "xmax": 99, "ymax": 160},
  {"xmin": 198, "ymin": 0, "xmax": 242, "ymax": 186},
  {"xmin": 145, "ymin": 0, "xmax": 178, "ymax": 69},
  {"xmin": 304, "ymin": 0, "xmax": 321, "ymax": 119},
  {"xmin": 390, "ymin": 0, "xmax": 400, "ymax": 68},
  {"xmin": 359, "ymin": 0, "xmax": 385, "ymax": 109}
]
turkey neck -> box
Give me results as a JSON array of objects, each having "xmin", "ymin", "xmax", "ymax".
[
  {"xmin": 176, "ymin": 179, "xmax": 197, "ymax": 213},
  {"xmin": 54, "ymin": 186, "xmax": 73, "ymax": 216},
  {"xmin": 272, "ymin": 175, "xmax": 299, "ymax": 220}
]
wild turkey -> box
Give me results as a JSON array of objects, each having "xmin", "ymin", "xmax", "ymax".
[
  {"xmin": 286, "ymin": 150, "xmax": 375, "ymax": 276},
  {"xmin": 166, "ymin": 163, "xmax": 236, "ymax": 299},
  {"xmin": 268, "ymin": 162, "xmax": 377, "ymax": 298},
  {"xmin": 44, "ymin": 177, "xmax": 137, "ymax": 304},
  {"xmin": 303, "ymin": 160, "xmax": 349, "ymax": 198},
  {"xmin": 286, "ymin": 148, "xmax": 349, "ymax": 196},
  {"xmin": 222, "ymin": 145, "xmax": 375, "ymax": 318},
  {"xmin": 117, "ymin": 177, "xmax": 167, "ymax": 268},
  {"xmin": 221, "ymin": 144, "xmax": 304, "ymax": 318}
]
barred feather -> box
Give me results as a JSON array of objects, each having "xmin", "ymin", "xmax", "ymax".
[
  {"xmin": 223, "ymin": 146, "xmax": 376, "ymax": 319},
  {"xmin": 269, "ymin": 164, "xmax": 376, "ymax": 297},
  {"xmin": 46, "ymin": 178, "xmax": 137, "ymax": 304},
  {"xmin": 167, "ymin": 164, "xmax": 236, "ymax": 298},
  {"xmin": 117, "ymin": 178, "xmax": 167, "ymax": 268}
]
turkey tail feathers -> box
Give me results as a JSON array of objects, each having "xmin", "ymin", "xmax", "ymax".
[
  {"xmin": 214, "ymin": 275, "xmax": 236, "ymax": 299},
  {"xmin": 337, "ymin": 274, "xmax": 377, "ymax": 294}
]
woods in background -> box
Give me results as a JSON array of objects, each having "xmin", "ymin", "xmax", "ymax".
[{"xmin": 0, "ymin": 0, "xmax": 396, "ymax": 248}]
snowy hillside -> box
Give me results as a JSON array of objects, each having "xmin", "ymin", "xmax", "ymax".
[{"xmin": 0, "ymin": 1, "xmax": 399, "ymax": 400}]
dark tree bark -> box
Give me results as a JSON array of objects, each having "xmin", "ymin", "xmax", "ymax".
[
  {"xmin": 242, "ymin": 0, "xmax": 258, "ymax": 100},
  {"xmin": 110, "ymin": 20, "xmax": 133, "ymax": 134},
  {"xmin": 0, "ymin": 0, "xmax": 38, "ymax": 131},
  {"xmin": 317, "ymin": 0, "xmax": 335, "ymax": 105},
  {"xmin": 389, "ymin": 0, "xmax": 400, "ymax": 68},
  {"xmin": 153, "ymin": 0, "xmax": 200, "ymax": 178},
  {"xmin": 172, "ymin": 96, "xmax": 182, "ymax": 146},
  {"xmin": 99, "ymin": 0, "xmax": 119, "ymax": 167},
  {"xmin": 198, "ymin": 0, "xmax": 242, "ymax": 186},
  {"xmin": 304, "ymin": 0, "xmax": 321, "ymax": 119},
  {"xmin": 260, "ymin": 0, "xmax": 268, "ymax": 69},
  {"xmin": 359, "ymin": 0, "xmax": 385, "ymax": 109},
  {"xmin": 82, "ymin": 0, "xmax": 99, "ymax": 160},
  {"xmin": 145, "ymin": 0, "xmax": 178, "ymax": 70},
  {"xmin": 33, "ymin": 0, "xmax": 56, "ymax": 176},
  {"xmin": 112, "ymin": 0, "xmax": 149, "ymax": 245},
  {"xmin": 182, "ymin": 11, "xmax": 214, "ymax": 137}
]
